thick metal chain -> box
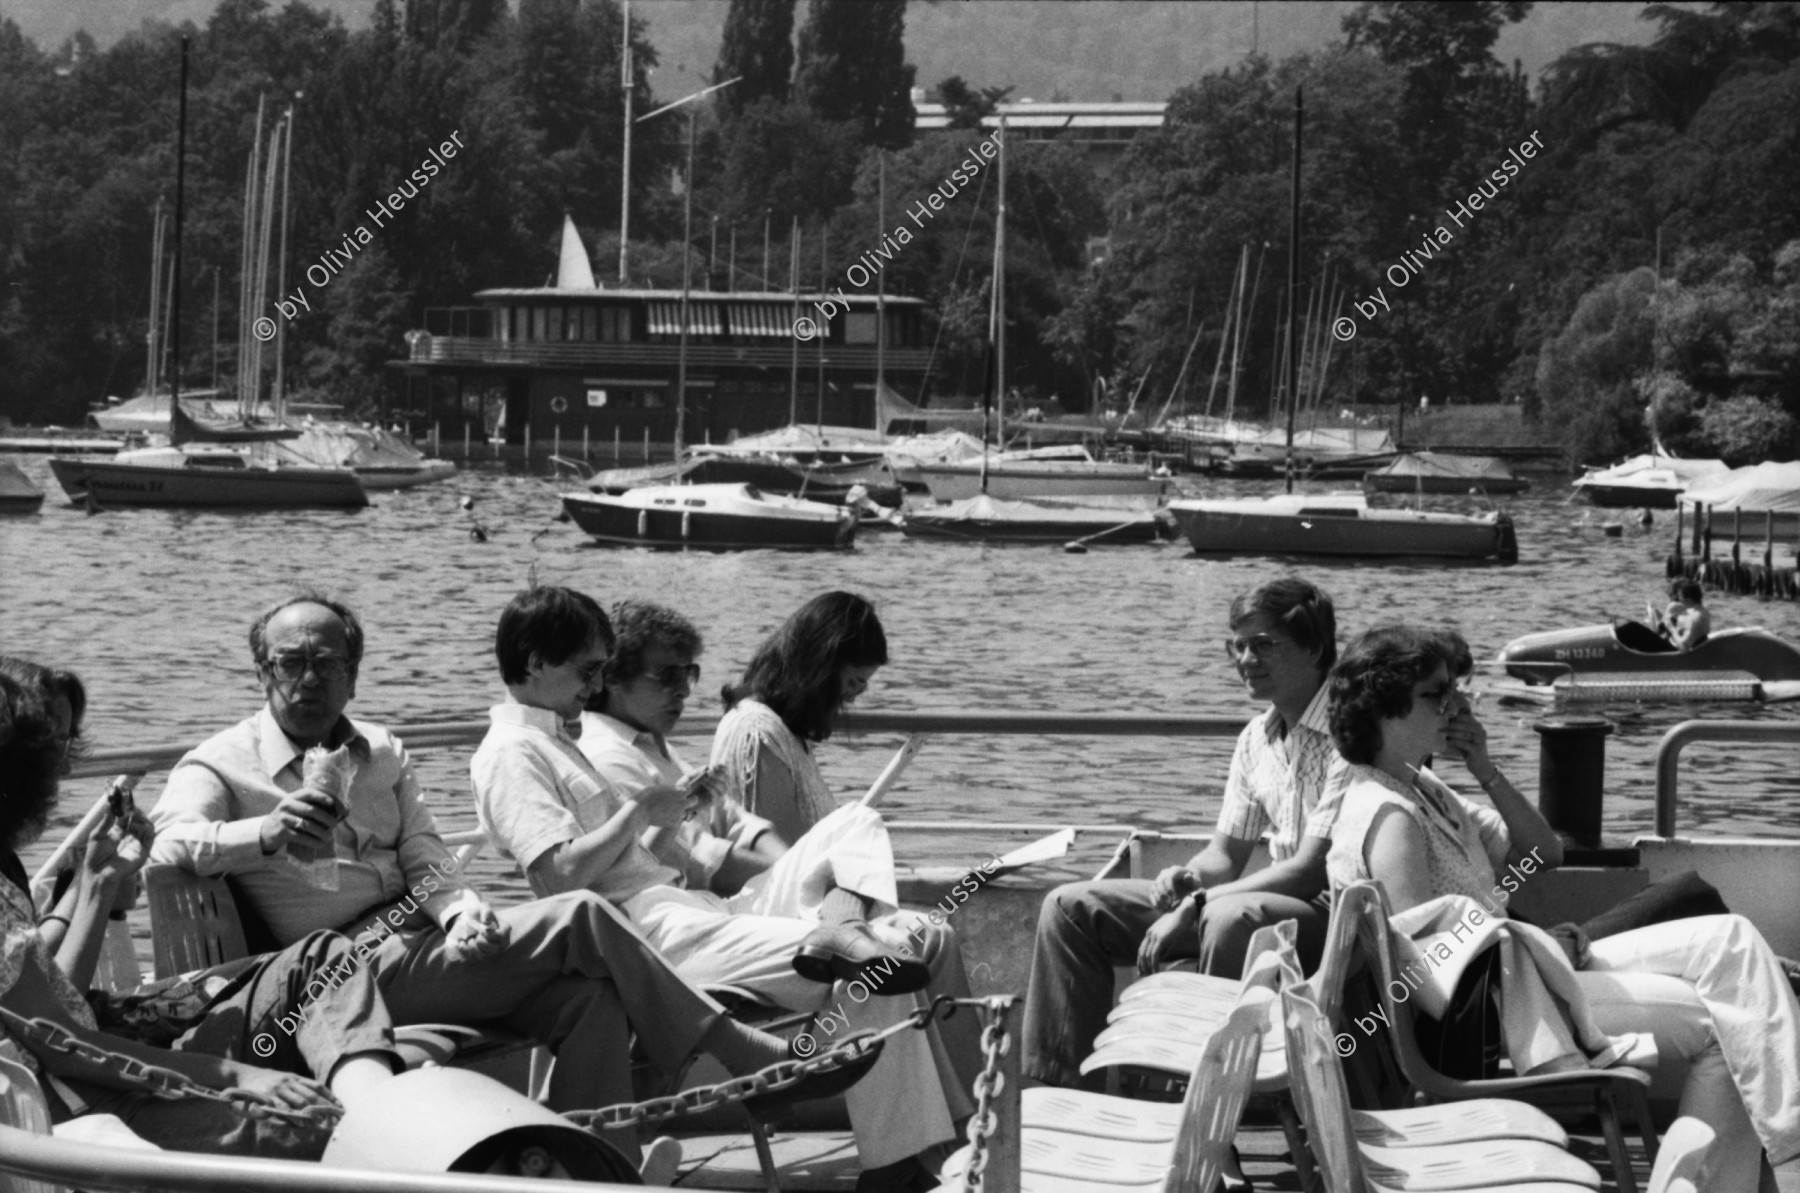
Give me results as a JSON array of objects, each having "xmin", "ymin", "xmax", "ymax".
[
  {"xmin": 0, "ymin": 1004, "xmax": 336, "ymax": 1128},
  {"xmin": 565, "ymin": 994, "xmax": 988, "ymax": 1131},
  {"xmin": 959, "ymin": 999, "xmax": 1013, "ymax": 1193}
]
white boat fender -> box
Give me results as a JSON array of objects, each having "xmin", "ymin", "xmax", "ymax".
[
  {"xmin": 681, "ymin": 510, "xmax": 691, "ymax": 540},
  {"xmin": 637, "ymin": 509, "xmax": 648, "ymax": 538},
  {"xmin": 322, "ymin": 1066, "xmax": 638, "ymax": 1182}
]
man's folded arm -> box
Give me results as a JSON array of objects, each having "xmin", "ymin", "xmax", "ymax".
[
  {"xmin": 389, "ymin": 742, "xmax": 471, "ymax": 928},
  {"xmin": 147, "ymin": 760, "xmax": 269, "ymax": 875}
]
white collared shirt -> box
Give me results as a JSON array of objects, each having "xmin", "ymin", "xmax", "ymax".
[
  {"xmin": 471, "ymin": 702, "xmax": 682, "ymax": 902},
  {"xmin": 1214, "ymin": 684, "xmax": 1348, "ymax": 862}
]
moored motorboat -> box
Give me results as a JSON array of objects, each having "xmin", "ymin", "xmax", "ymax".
[
  {"xmin": 900, "ymin": 493, "xmax": 1166, "ymax": 544},
  {"xmin": 1572, "ymin": 453, "xmax": 1727, "ymax": 508},
  {"xmin": 1496, "ymin": 620, "xmax": 1800, "ymax": 701},
  {"xmin": 264, "ymin": 424, "xmax": 455, "ymax": 490},
  {"xmin": 912, "ymin": 454, "xmax": 1175, "ymax": 503},
  {"xmin": 1365, "ymin": 451, "xmax": 1529, "ymax": 495},
  {"xmin": 1167, "ymin": 491, "xmax": 1517, "ymax": 560},
  {"xmin": 48, "ymin": 447, "xmax": 369, "ymax": 509},
  {"xmin": 0, "ymin": 460, "xmax": 44, "ymax": 513},
  {"xmin": 561, "ymin": 482, "xmax": 857, "ymax": 550}
]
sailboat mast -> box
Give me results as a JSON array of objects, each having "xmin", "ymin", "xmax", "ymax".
[
  {"xmin": 1229, "ymin": 241, "xmax": 1267, "ymax": 429},
  {"xmin": 147, "ymin": 197, "xmax": 165, "ymax": 401},
  {"xmin": 1202, "ymin": 248, "xmax": 1242, "ymax": 421},
  {"xmin": 789, "ymin": 217, "xmax": 799, "ymax": 425},
  {"xmin": 1223, "ymin": 243, "xmax": 1251, "ymax": 423},
  {"xmin": 169, "ymin": 39, "xmax": 189, "ymax": 417},
  {"xmin": 875, "ymin": 152, "xmax": 885, "ymax": 433},
  {"xmin": 674, "ymin": 107, "xmax": 694, "ymax": 462},
  {"xmin": 274, "ymin": 103, "xmax": 295, "ymax": 422},
  {"xmin": 995, "ymin": 113, "xmax": 1007, "ymax": 453},
  {"xmin": 253, "ymin": 117, "xmax": 282, "ymax": 416},
  {"xmin": 816, "ymin": 225, "xmax": 826, "ymax": 433},
  {"xmin": 1283, "ymin": 86, "xmax": 1302, "ymax": 495},
  {"xmin": 617, "ymin": 0, "xmax": 631, "ymax": 284}
]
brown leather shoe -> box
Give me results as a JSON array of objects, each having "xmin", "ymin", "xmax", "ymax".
[{"xmin": 793, "ymin": 922, "xmax": 931, "ymax": 994}]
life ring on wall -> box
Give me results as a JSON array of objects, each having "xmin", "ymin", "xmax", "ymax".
[{"xmin": 549, "ymin": 395, "xmax": 569, "ymax": 414}]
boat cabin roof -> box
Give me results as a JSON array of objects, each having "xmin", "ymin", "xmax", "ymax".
[{"xmin": 472, "ymin": 287, "xmax": 927, "ymax": 307}]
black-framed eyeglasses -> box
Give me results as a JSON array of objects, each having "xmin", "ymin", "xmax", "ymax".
[
  {"xmin": 262, "ymin": 652, "xmax": 350, "ymax": 683},
  {"xmin": 572, "ymin": 657, "xmax": 606, "ymax": 685},
  {"xmin": 647, "ymin": 663, "xmax": 701, "ymax": 690},
  {"xmin": 1223, "ymin": 633, "xmax": 1283, "ymax": 661}
]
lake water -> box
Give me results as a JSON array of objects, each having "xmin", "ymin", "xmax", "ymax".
[{"xmin": 5, "ymin": 453, "xmax": 1798, "ymax": 893}]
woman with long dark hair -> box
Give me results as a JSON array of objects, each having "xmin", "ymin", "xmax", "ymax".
[
  {"xmin": 1325, "ymin": 625, "xmax": 1799, "ymax": 1192},
  {"xmin": 711, "ymin": 591, "xmax": 889, "ymax": 846}
]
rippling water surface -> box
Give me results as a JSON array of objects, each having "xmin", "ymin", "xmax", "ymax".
[{"xmin": 5, "ymin": 454, "xmax": 1798, "ymax": 892}]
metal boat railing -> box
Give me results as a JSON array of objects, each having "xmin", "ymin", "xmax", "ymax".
[
  {"xmin": 1653, "ymin": 718, "xmax": 1800, "ymax": 838},
  {"xmin": 64, "ymin": 710, "xmax": 1247, "ymax": 785}
]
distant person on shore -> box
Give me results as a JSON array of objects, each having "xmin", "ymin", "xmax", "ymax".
[
  {"xmin": 474, "ymin": 589, "xmax": 964, "ymax": 1193},
  {"xmin": 1650, "ymin": 578, "xmax": 1711, "ymax": 650},
  {"xmin": 1023, "ymin": 575, "xmax": 1348, "ymax": 1091},
  {"xmin": 148, "ymin": 592, "xmax": 845, "ymax": 1166}
]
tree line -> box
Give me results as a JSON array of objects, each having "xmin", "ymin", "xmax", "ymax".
[{"xmin": 0, "ymin": 0, "xmax": 1794, "ymax": 466}]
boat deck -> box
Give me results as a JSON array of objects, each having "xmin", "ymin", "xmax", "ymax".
[{"xmin": 666, "ymin": 1124, "xmax": 1800, "ymax": 1190}]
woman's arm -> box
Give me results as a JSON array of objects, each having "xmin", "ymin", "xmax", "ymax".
[
  {"xmin": 1442, "ymin": 707, "xmax": 1564, "ymax": 869},
  {"xmin": 1364, "ymin": 805, "xmax": 1438, "ymax": 915}
]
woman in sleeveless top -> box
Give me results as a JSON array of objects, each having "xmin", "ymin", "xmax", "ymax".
[
  {"xmin": 1325, "ymin": 625, "xmax": 1799, "ymax": 1193},
  {"xmin": 710, "ymin": 591, "xmax": 886, "ymax": 846}
]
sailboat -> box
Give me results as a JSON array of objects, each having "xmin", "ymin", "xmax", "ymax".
[
  {"xmin": 905, "ymin": 118, "xmax": 1173, "ymax": 543},
  {"xmin": 1167, "ymin": 89, "xmax": 1515, "ymax": 561},
  {"xmin": 555, "ymin": 148, "xmax": 854, "ymax": 551},
  {"xmin": 50, "ymin": 51, "xmax": 366, "ymax": 510}
]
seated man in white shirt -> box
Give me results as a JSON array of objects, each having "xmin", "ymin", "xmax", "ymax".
[{"xmin": 472, "ymin": 589, "xmax": 976, "ymax": 1193}]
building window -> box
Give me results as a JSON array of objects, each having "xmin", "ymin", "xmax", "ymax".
[
  {"xmin": 532, "ymin": 307, "xmax": 547, "ymax": 341},
  {"xmin": 580, "ymin": 308, "xmax": 596, "ymax": 341},
  {"xmin": 547, "ymin": 307, "xmax": 566, "ymax": 342}
]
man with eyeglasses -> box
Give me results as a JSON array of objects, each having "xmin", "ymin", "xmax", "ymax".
[
  {"xmin": 575, "ymin": 599, "xmax": 782, "ymax": 896},
  {"xmin": 1023, "ymin": 575, "xmax": 1347, "ymax": 1091},
  {"xmin": 152, "ymin": 591, "xmax": 873, "ymax": 1167}
]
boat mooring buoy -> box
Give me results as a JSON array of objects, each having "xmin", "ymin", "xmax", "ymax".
[
  {"xmin": 459, "ymin": 495, "xmax": 474, "ymax": 511},
  {"xmin": 1602, "ymin": 522, "xmax": 1623, "ymax": 537},
  {"xmin": 1637, "ymin": 508, "xmax": 1654, "ymax": 526},
  {"xmin": 469, "ymin": 521, "xmax": 488, "ymax": 543}
]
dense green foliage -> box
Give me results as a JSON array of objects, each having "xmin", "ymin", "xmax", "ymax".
[{"xmin": 1, "ymin": 0, "xmax": 1796, "ymax": 463}]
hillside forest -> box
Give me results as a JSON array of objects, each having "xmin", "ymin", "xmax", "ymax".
[{"xmin": 0, "ymin": 0, "xmax": 1795, "ymax": 466}]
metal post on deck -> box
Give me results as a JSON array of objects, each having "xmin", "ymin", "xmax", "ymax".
[
  {"xmin": 643, "ymin": 427, "xmax": 650, "ymax": 463},
  {"xmin": 614, "ymin": 427, "xmax": 621, "ymax": 464},
  {"xmin": 430, "ymin": 421, "xmax": 439, "ymax": 456},
  {"xmin": 464, "ymin": 423, "xmax": 471, "ymax": 459},
  {"xmin": 524, "ymin": 422, "xmax": 532, "ymax": 461},
  {"xmin": 554, "ymin": 425, "xmax": 560, "ymax": 459},
  {"xmin": 583, "ymin": 426, "xmax": 589, "ymax": 460}
]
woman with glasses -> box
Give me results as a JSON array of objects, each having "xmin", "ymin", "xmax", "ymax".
[
  {"xmin": 710, "ymin": 590, "xmax": 888, "ymax": 848},
  {"xmin": 1325, "ymin": 625, "xmax": 1800, "ymax": 1192}
]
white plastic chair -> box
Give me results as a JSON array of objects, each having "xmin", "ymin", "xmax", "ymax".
[
  {"xmin": 1644, "ymin": 1117, "xmax": 1713, "ymax": 1192},
  {"xmin": 939, "ymin": 985, "xmax": 1275, "ymax": 1193},
  {"xmin": 1282, "ymin": 981, "xmax": 1605, "ymax": 1192},
  {"xmin": 0, "ymin": 1047, "xmax": 68, "ymax": 1193}
]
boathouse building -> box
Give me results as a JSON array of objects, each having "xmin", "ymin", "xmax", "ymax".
[{"xmin": 389, "ymin": 287, "xmax": 932, "ymax": 453}]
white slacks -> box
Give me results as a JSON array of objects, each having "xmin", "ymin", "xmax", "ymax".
[
  {"xmin": 1574, "ymin": 914, "xmax": 1800, "ymax": 1193},
  {"xmin": 624, "ymin": 805, "xmax": 973, "ymax": 1167}
]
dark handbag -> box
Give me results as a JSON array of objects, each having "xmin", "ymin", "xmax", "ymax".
[{"xmin": 1411, "ymin": 943, "xmax": 1503, "ymax": 1081}]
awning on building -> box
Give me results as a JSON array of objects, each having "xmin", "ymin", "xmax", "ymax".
[
  {"xmin": 727, "ymin": 303, "xmax": 795, "ymax": 337},
  {"xmin": 647, "ymin": 302, "xmax": 722, "ymax": 335}
]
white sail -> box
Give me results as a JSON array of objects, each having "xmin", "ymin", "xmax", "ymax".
[{"xmin": 557, "ymin": 213, "xmax": 597, "ymax": 290}]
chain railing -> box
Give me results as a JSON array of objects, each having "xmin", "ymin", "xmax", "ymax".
[
  {"xmin": 957, "ymin": 995, "xmax": 1020, "ymax": 1193},
  {"xmin": 0, "ymin": 1005, "xmax": 336, "ymax": 1129}
]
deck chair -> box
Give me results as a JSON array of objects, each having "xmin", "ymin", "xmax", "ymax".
[
  {"xmin": 1355, "ymin": 884, "xmax": 1660, "ymax": 1193},
  {"xmin": 1077, "ymin": 920, "xmax": 1313, "ymax": 1189},
  {"xmin": 0, "ymin": 1047, "xmax": 62, "ymax": 1193},
  {"xmin": 140, "ymin": 864, "xmax": 548, "ymax": 1090},
  {"xmin": 1282, "ymin": 982, "xmax": 1605, "ymax": 1192},
  {"xmin": 939, "ymin": 985, "xmax": 1276, "ymax": 1193},
  {"xmin": 1319, "ymin": 884, "xmax": 1572, "ymax": 1155},
  {"xmin": 1643, "ymin": 1118, "xmax": 1712, "ymax": 1192}
]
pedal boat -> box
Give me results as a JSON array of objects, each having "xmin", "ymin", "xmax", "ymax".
[{"xmin": 1496, "ymin": 620, "xmax": 1800, "ymax": 701}]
